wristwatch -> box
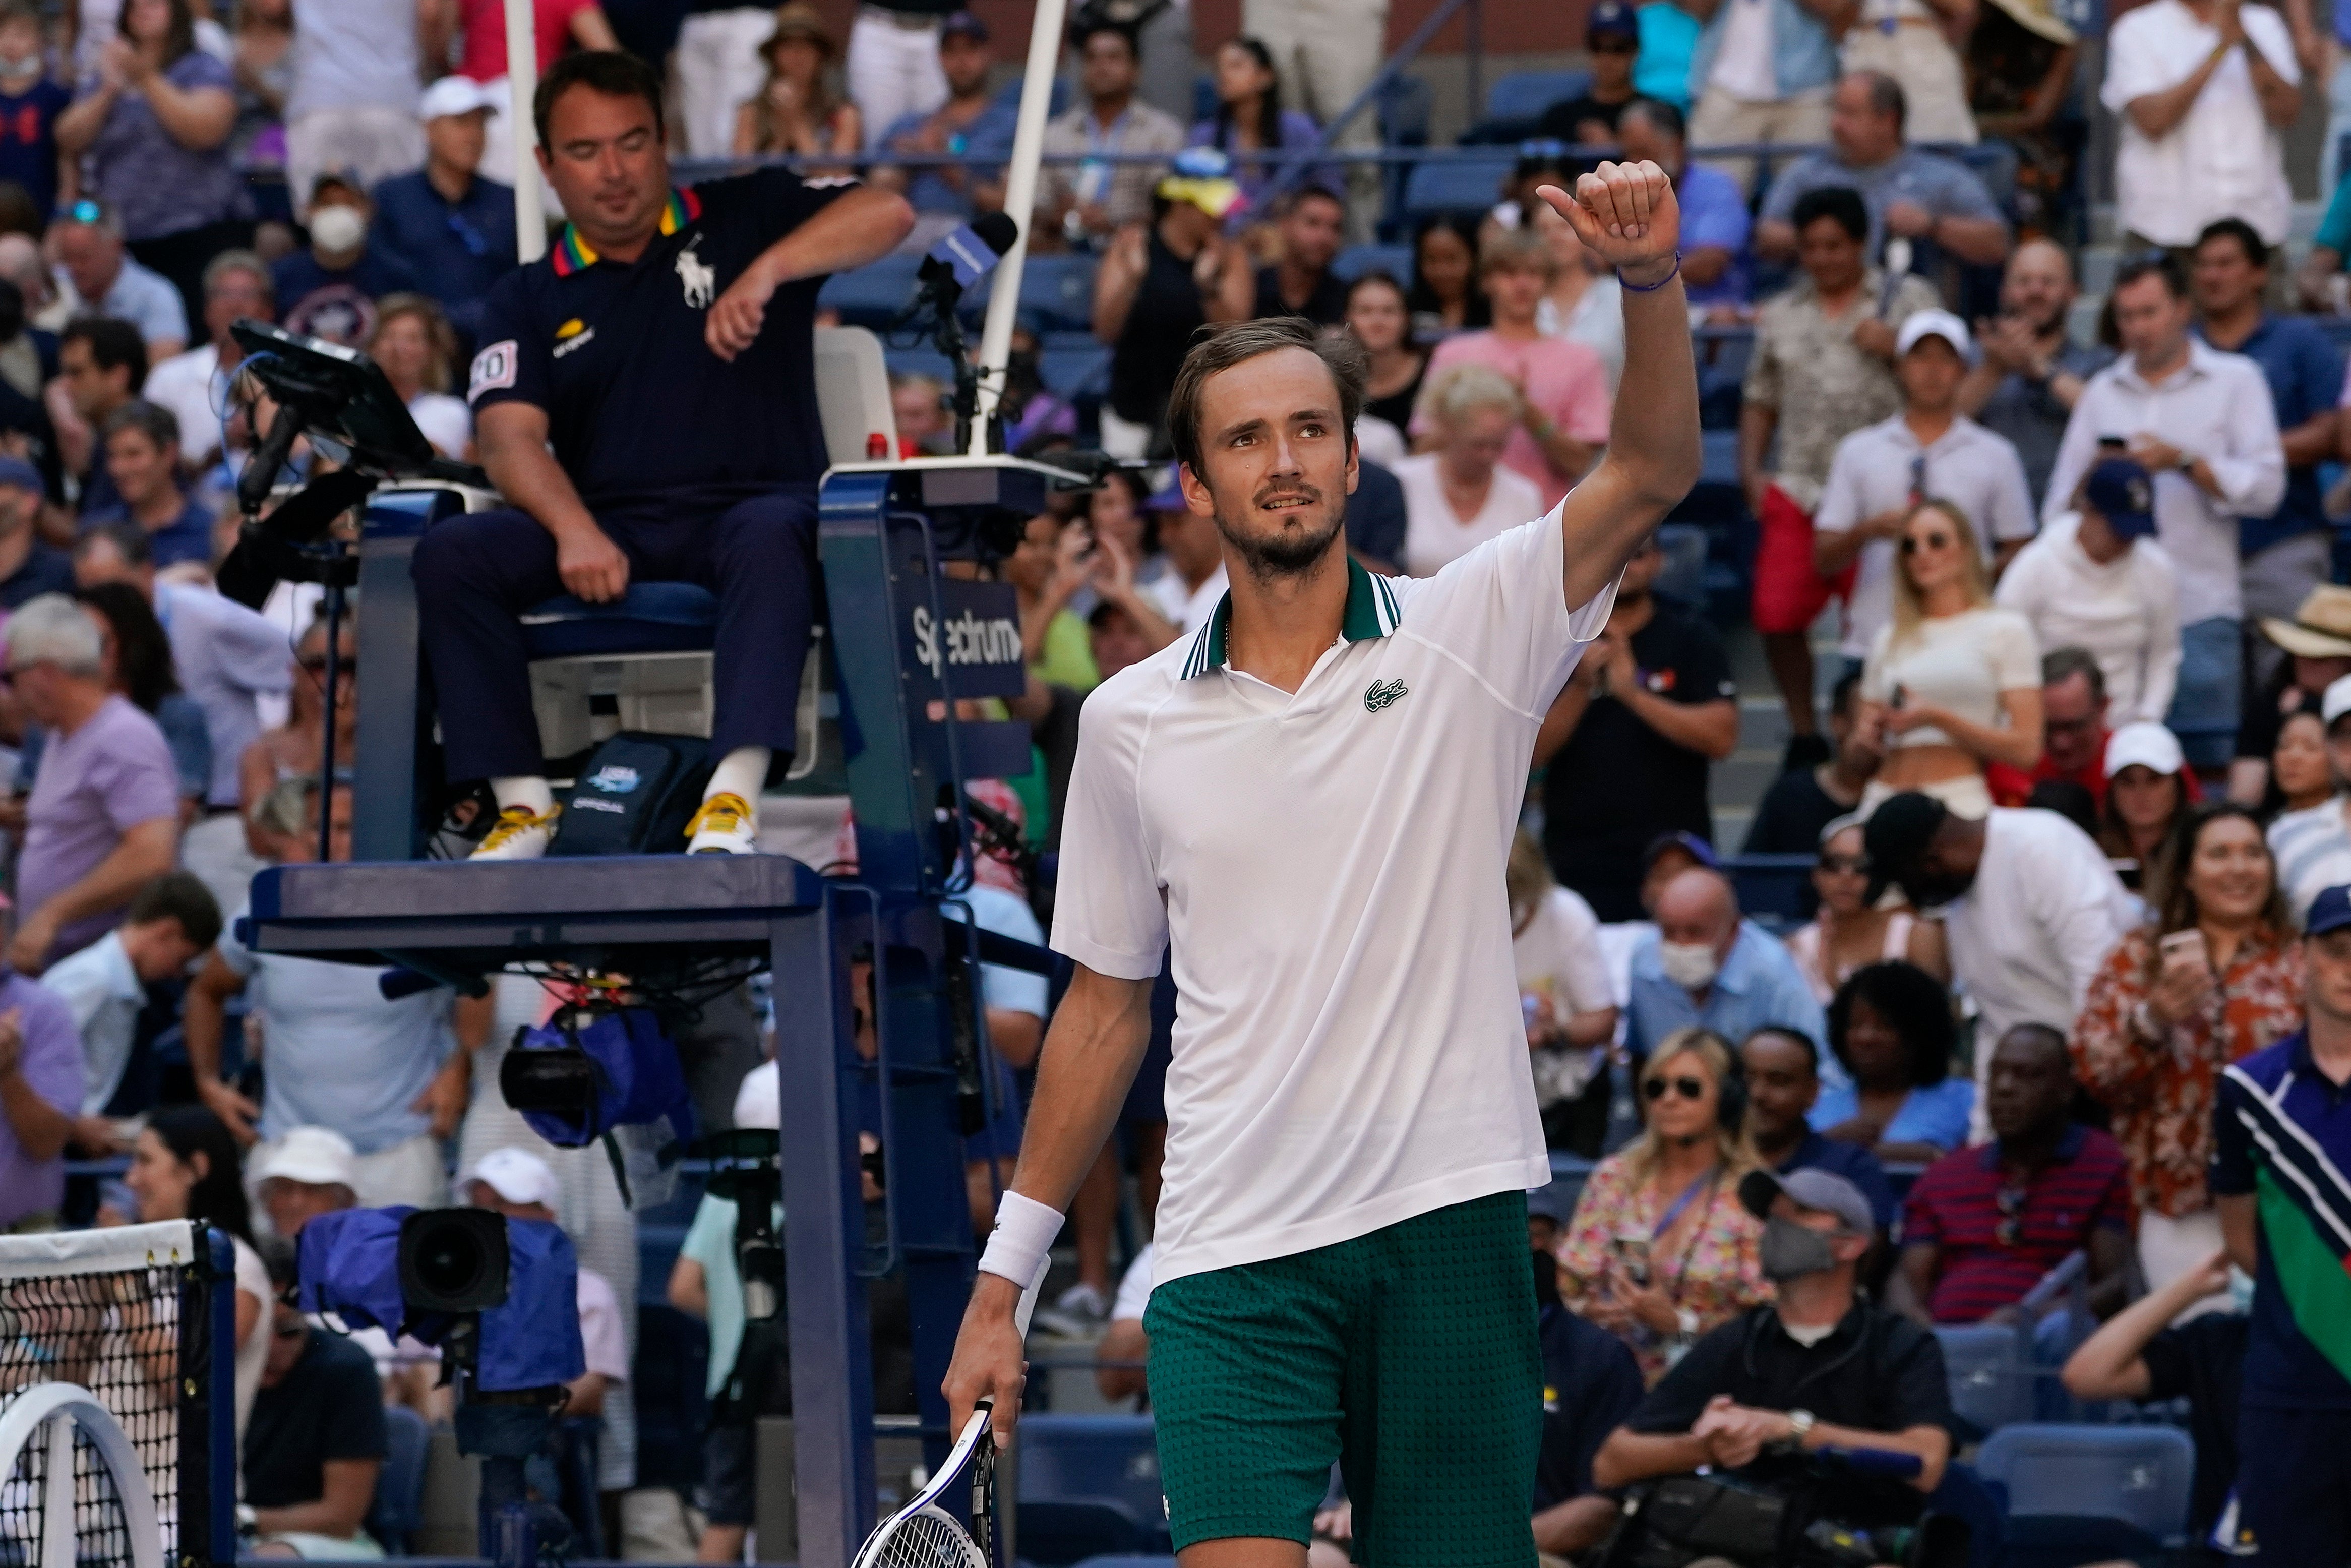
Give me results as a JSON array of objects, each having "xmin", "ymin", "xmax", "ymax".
[
  {"xmin": 1785, "ymin": 1409, "xmax": 1817, "ymax": 1446},
  {"xmin": 1675, "ymin": 1306, "xmax": 1701, "ymax": 1338},
  {"xmin": 2176, "ymin": 451, "xmax": 2197, "ymax": 475}
]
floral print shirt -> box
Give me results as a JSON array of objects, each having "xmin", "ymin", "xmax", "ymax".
[
  {"xmin": 2070, "ymin": 925, "xmax": 2305, "ymax": 1217},
  {"xmin": 1555, "ymin": 1150, "xmax": 1772, "ymax": 1383}
]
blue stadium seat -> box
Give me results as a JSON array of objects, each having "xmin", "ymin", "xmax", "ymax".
[
  {"xmin": 819, "ymin": 255, "xmax": 922, "ymax": 328},
  {"xmin": 969, "ymin": 253, "xmax": 1099, "ymax": 334},
  {"xmin": 365, "ymin": 1404, "xmax": 430, "ymax": 1553},
  {"xmin": 1334, "ymin": 243, "xmax": 1413, "ymax": 283},
  {"xmin": 1486, "ymin": 69, "xmax": 1591, "ymax": 126},
  {"xmin": 1193, "ymin": 75, "xmax": 1219, "ymax": 126},
  {"xmin": 1723, "ymin": 854, "xmax": 1813, "ymax": 924},
  {"xmin": 1974, "ymin": 1424, "xmax": 2196, "ymax": 1567},
  {"xmin": 1017, "ymin": 1415, "xmax": 1169, "ymax": 1565},
  {"xmin": 1935, "ymin": 1323, "xmax": 2034, "ymax": 1436},
  {"xmin": 1947, "ymin": 141, "xmax": 2019, "ymax": 217},
  {"xmin": 883, "ymin": 345, "xmax": 958, "ymax": 387},
  {"xmin": 1400, "ymin": 156, "xmax": 1514, "ymax": 221},
  {"xmin": 520, "ymin": 582, "xmax": 718, "ymax": 660},
  {"xmin": 1039, "ymin": 344, "xmax": 1111, "ymax": 400}
]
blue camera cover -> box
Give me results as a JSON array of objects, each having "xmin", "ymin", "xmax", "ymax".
[
  {"xmin": 297, "ymin": 1205, "xmax": 411, "ymax": 1334},
  {"xmin": 512, "ymin": 1005, "xmax": 696, "ymax": 1152}
]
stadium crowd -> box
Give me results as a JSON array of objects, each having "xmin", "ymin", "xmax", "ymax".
[{"xmin": 4, "ymin": 0, "xmax": 2351, "ymax": 1561}]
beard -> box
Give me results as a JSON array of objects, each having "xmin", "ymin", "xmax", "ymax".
[{"xmin": 1212, "ymin": 476, "xmax": 1347, "ymax": 580}]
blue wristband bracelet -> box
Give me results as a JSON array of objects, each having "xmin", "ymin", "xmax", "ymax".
[{"xmin": 1619, "ymin": 254, "xmax": 1682, "ymax": 292}]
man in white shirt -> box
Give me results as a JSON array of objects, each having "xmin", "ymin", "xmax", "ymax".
[
  {"xmin": 41, "ymin": 870, "xmax": 217, "ymax": 1145},
  {"xmin": 1995, "ymin": 456, "xmax": 2182, "ymax": 725},
  {"xmin": 1863, "ymin": 791, "xmax": 2134, "ymax": 1125},
  {"xmin": 1815, "ymin": 310, "xmax": 2037, "ymax": 666},
  {"xmin": 2043, "ymin": 253, "xmax": 2282, "ymax": 767},
  {"xmin": 141, "ymin": 252, "xmax": 270, "ymax": 470},
  {"xmin": 945, "ymin": 165, "xmax": 1698, "ymax": 1562},
  {"xmin": 2102, "ymin": 0, "xmax": 2301, "ymax": 256}
]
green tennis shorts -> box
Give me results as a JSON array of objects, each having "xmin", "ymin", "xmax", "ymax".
[{"xmin": 1143, "ymin": 1189, "xmax": 1542, "ymax": 1566}]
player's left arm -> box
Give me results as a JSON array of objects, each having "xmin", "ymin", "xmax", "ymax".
[
  {"xmin": 706, "ymin": 184, "xmax": 917, "ymax": 360},
  {"xmin": 1535, "ymin": 164, "xmax": 1702, "ymax": 613}
]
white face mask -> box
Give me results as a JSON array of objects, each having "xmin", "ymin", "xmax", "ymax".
[
  {"xmin": 0, "ymin": 56, "xmax": 39, "ymax": 83},
  {"xmin": 310, "ymin": 204, "xmax": 366, "ymax": 255},
  {"xmin": 1658, "ymin": 939, "xmax": 1721, "ymax": 991}
]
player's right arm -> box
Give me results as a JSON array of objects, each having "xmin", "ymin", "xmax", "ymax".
[
  {"xmin": 476, "ymin": 402, "xmax": 630, "ymax": 604},
  {"xmin": 943, "ymin": 963, "xmax": 1155, "ymax": 1440}
]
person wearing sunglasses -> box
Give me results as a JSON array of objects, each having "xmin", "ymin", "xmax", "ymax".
[
  {"xmin": 1785, "ymin": 815, "xmax": 1949, "ymax": 1006},
  {"xmin": 1555, "ymin": 1027, "xmax": 1771, "ymax": 1383},
  {"xmin": 1536, "ymin": 2, "xmax": 1642, "ymax": 145},
  {"xmin": 1854, "ymin": 498, "xmax": 2045, "ymax": 819}
]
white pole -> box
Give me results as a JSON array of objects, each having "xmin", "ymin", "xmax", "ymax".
[
  {"xmin": 506, "ymin": 0, "xmax": 546, "ymax": 263},
  {"xmin": 968, "ymin": 0, "xmax": 1071, "ymax": 452}
]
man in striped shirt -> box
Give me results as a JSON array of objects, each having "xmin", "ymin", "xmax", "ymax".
[{"xmin": 1891, "ymin": 1023, "xmax": 2133, "ymax": 1325}]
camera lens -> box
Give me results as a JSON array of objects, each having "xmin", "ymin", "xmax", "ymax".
[
  {"xmin": 415, "ymin": 1228, "xmax": 487, "ymax": 1300},
  {"xmin": 398, "ymin": 1208, "xmax": 511, "ymax": 1314}
]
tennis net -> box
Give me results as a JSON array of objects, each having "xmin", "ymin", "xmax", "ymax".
[{"xmin": 0, "ymin": 1221, "xmax": 235, "ymax": 1567}]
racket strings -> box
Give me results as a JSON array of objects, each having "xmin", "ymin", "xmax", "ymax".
[{"xmin": 867, "ymin": 1504, "xmax": 990, "ymax": 1568}]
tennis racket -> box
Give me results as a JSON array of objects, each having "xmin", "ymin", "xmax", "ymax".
[{"xmin": 851, "ymin": 1398, "xmax": 999, "ymax": 1568}]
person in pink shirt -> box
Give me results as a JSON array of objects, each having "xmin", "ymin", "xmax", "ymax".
[
  {"xmin": 453, "ymin": 0, "xmax": 617, "ymax": 82},
  {"xmin": 1415, "ymin": 226, "xmax": 1612, "ymax": 511}
]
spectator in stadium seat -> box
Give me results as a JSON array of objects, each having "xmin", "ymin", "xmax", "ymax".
[
  {"xmin": 1842, "ymin": 0, "xmax": 1980, "ymax": 143},
  {"xmin": 2268, "ymin": 674, "xmax": 2351, "ymax": 921},
  {"xmin": 1892, "ymin": 1022, "xmax": 2132, "ymax": 1325},
  {"xmin": 0, "ymin": 456, "xmax": 71, "ymax": 609},
  {"xmin": 1814, "ymin": 310, "xmax": 2037, "ymax": 680},
  {"xmin": 1040, "ymin": 21, "xmax": 1186, "ymax": 248},
  {"xmin": 463, "ymin": 1147, "xmax": 631, "ymax": 1421},
  {"xmin": 81, "ymin": 400, "xmax": 210, "ymax": 567},
  {"xmin": 1742, "ymin": 185, "xmax": 1937, "ymax": 762},
  {"xmin": 2094, "ymin": 720, "xmax": 2195, "ymax": 892},
  {"xmin": 1405, "ymin": 215, "xmax": 1489, "ymax": 346},
  {"xmin": 237, "ymin": 614, "xmax": 352, "ymax": 855},
  {"xmin": 0, "ymin": 925, "xmax": 83, "ymax": 1231},
  {"xmin": 55, "ymin": 316, "xmax": 147, "ymax": 518},
  {"xmin": 2044, "ymin": 252, "xmax": 2283, "ymax": 771},
  {"xmin": 251, "ymin": 1123, "xmax": 356, "ymax": 1238},
  {"xmin": 1742, "ymin": 672, "xmax": 1879, "ymax": 857},
  {"xmin": 672, "ymin": 0, "xmax": 773, "ymax": 157},
  {"xmin": 1754, "ymin": 72, "xmax": 2012, "ymax": 269},
  {"xmin": 732, "ymin": 5, "xmax": 859, "ymax": 170},
  {"xmin": 2074, "ymin": 801, "xmax": 2302, "ymax": 1292},
  {"xmin": 243, "ymin": 1235, "xmax": 389, "ymax": 1559},
  {"xmin": 1593, "ymin": 1168, "xmax": 1953, "ymax": 1497},
  {"xmin": 279, "ymin": 0, "xmax": 425, "ymax": 222},
  {"xmin": 1526, "ymin": 184, "xmax": 1625, "ymax": 399},
  {"xmin": 1787, "ymin": 820, "xmax": 1948, "ymax": 1005},
  {"xmin": 1615, "ymin": 97, "xmax": 1751, "ymax": 310},
  {"xmin": 1536, "ymin": 533, "xmax": 1737, "ymax": 921},
  {"xmin": 1345, "ymin": 273, "xmax": 1426, "ymax": 433},
  {"xmin": 1528, "ymin": 1207, "xmax": 1647, "ymax": 1559},
  {"xmin": 1419, "ymin": 228, "xmax": 1612, "ymax": 512},
  {"xmin": 1008, "ymin": 513, "xmax": 1104, "ymax": 690},
  {"xmin": 1142, "ymin": 480, "xmax": 1229, "ymax": 634},
  {"xmin": 1227, "ymin": 185, "xmax": 1348, "ymax": 326},
  {"xmin": 2103, "ymin": 0, "xmax": 2300, "ymax": 265},
  {"xmin": 1392, "ymin": 363, "xmax": 1547, "ymax": 580},
  {"xmin": 2270, "ymin": 700, "xmax": 2333, "ymax": 818},
  {"xmin": 125, "ymin": 1104, "xmax": 274, "ymax": 1442},
  {"xmin": 5, "ymin": 594, "xmax": 178, "ymax": 971},
  {"xmin": 1995, "ymin": 458, "xmax": 2181, "ymax": 731},
  {"xmin": 50, "ymin": 202, "xmax": 186, "ymax": 357},
  {"xmin": 366, "ymin": 294, "xmax": 471, "ymax": 460},
  {"xmin": 54, "ymin": 574, "xmax": 212, "ymax": 816},
  {"xmin": 0, "ymin": 8, "xmax": 64, "ymax": 222},
  {"xmin": 272, "ymin": 170, "xmax": 421, "ymax": 349},
  {"xmin": 39, "ymin": 871, "xmax": 214, "ymax": 1148},
  {"xmin": 1094, "ymin": 156, "xmax": 1235, "ymax": 456},
  {"xmin": 1739, "ymin": 1026, "xmax": 1898, "ymax": 1232},
  {"xmin": 2006, "ymin": 644, "xmax": 2115, "ymax": 810},
  {"xmin": 1814, "ymin": 960, "xmax": 1975, "ymax": 1160},
  {"xmin": 1557, "ymin": 1027, "xmax": 1771, "ymax": 1382},
  {"xmin": 1683, "ymin": 0, "xmax": 1846, "ymax": 193},
  {"xmin": 2237, "ymin": 586, "xmax": 2351, "ymax": 808},
  {"xmin": 369, "ymin": 75, "xmax": 518, "ymax": 349},
  {"xmin": 1955, "ymin": 239, "xmax": 2108, "ymax": 507},
  {"xmin": 415, "ymin": 51, "xmax": 913, "ymax": 863},
  {"xmin": 1623, "ymin": 867, "xmax": 1829, "ymax": 1069},
  {"xmin": 1509, "ymin": 829, "xmax": 1620, "ymax": 1155},
  {"xmin": 2060, "ymin": 1251, "xmax": 2247, "ymax": 1546},
  {"xmin": 1539, "ymin": 3, "xmax": 1641, "ymax": 143},
  {"xmin": 141, "ymin": 250, "xmax": 267, "ymax": 470},
  {"xmin": 870, "ymin": 13, "xmax": 1014, "ymax": 232},
  {"xmin": 1194, "ymin": 36, "xmax": 1345, "ymax": 223},
  {"xmin": 1860, "ymin": 790, "xmax": 2134, "ymax": 1072}
]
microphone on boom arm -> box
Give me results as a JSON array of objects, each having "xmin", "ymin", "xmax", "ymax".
[{"xmin": 908, "ymin": 211, "xmax": 1021, "ymax": 326}]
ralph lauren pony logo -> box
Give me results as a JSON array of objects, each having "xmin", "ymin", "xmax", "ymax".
[{"xmin": 1363, "ymin": 678, "xmax": 1409, "ymax": 712}]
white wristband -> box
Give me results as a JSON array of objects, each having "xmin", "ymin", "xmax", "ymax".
[{"xmin": 977, "ymin": 1189, "xmax": 1062, "ymax": 1290}]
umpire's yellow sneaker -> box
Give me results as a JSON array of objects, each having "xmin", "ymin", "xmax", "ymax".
[
  {"xmin": 686, "ymin": 792, "xmax": 757, "ymax": 854},
  {"xmin": 471, "ymin": 804, "xmax": 561, "ymax": 860}
]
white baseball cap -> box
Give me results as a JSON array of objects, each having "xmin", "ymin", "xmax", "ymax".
[
  {"xmin": 2325, "ymin": 672, "xmax": 2351, "ymax": 729},
  {"xmin": 734, "ymin": 1060, "xmax": 780, "ymax": 1133},
  {"xmin": 1895, "ymin": 309, "xmax": 1973, "ymax": 360},
  {"xmin": 2104, "ymin": 720, "xmax": 2185, "ymax": 778},
  {"xmin": 462, "ymin": 1147, "xmax": 560, "ymax": 1213},
  {"xmin": 256, "ymin": 1126, "xmax": 356, "ymax": 1190},
  {"xmin": 418, "ymin": 74, "xmax": 498, "ymax": 122}
]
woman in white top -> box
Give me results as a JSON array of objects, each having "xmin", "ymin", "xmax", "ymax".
[
  {"xmin": 367, "ymin": 292, "xmax": 473, "ymax": 461},
  {"xmin": 1508, "ymin": 829, "xmax": 1620, "ymax": 1152},
  {"xmin": 1785, "ymin": 814, "xmax": 1950, "ymax": 1003},
  {"xmin": 1857, "ymin": 499, "xmax": 2044, "ymax": 818},
  {"xmin": 124, "ymin": 1106, "xmax": 271, "ymax": 1458},
  {"xmin": 1393, "ymin": 362, "xmax": 1547, "ymax": 578}
]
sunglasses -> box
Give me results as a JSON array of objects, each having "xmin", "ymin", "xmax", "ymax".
[
  {"xmin": 1590, "ymin": 37, "xmax": 1637, "ymax": 52},
  {"xmin": 1643, "ymin": 1075, "xmax": 1707, "ymax": 1102},
  {"xmin": 1900, "ymin": 531, "xmax": 1954, "ymax": 555},
  {"xmin": 300, "ymin": 656, "xmax": 355, "ymax": 676},
  {"xmin": 1818, "ymin": 853, "xmax": 1866, "ymax": 875}
]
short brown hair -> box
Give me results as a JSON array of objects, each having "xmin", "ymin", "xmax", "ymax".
[
  {"xmin": 534, "ymin": 49, "xmax": 665, "ymax": 151},
  {"xmin": 1166, "ymin": 317, "xmax": 1366, "ymax": 482}
]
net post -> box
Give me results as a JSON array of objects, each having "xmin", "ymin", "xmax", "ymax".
[{"xmin": 180, "ymin": 1223, "xmax": 237, "ymax": 1567}]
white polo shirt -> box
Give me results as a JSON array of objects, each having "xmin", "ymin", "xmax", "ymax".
[
  {"xmin": 1814, "ymin": 412, "xmax": 2037, "ymax": 659},
  {"xmin": 2102, "ymin": 0, "xmax": 2299, "ymax": 246},
  {"xmin": 1052, "ymin": 506, "xmax": 1615, "ymax": 1286}
]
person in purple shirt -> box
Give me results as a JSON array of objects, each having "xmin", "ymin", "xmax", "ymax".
[
  {"xmin": 1618, "ymin": 98, "xmax": 1751, "ymax": 309},
  {"xmin": 6, "ymin": 593, "xmax": 179, "ymax": 973},
  {"xmin": 1188, "ymin": 37, "xmax": 1340, "ymax": 229},
  {"xmin": 0, "ymin": 961, "xmax": 86, "ymax": 1229}
]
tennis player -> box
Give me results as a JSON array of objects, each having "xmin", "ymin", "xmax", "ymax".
[{"xmin": 945, "ymin": 163, "xmax": 1697, "ymax": 1567}]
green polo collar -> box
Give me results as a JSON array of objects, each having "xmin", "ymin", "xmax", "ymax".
[{"xmin": 1180, "ymin": 555, "xmax": 1401, "ymax": 679}]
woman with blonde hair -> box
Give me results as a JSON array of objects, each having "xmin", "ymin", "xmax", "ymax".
[
  {"xmin": 1855, "ymin": 499, "xmax": 2044, "ymax": 818},
  {"xmin": 367, "ymin": 293, "xmax": 471, "ymax": 460},
  {"xmin": 1555, "ymin": 1027, "xmax": 1769, "ymax": 1381},
  {"xmin": 1507, "ymin": 828, "xmax": 1619, "ymax": 1154},
  {"xmin": 1392, "ymin": 361, "xmax": 1546, "ymax": 578},
  {"xmin": 734, "ymin": 2, "xmax": 860, "ymax": 173}
]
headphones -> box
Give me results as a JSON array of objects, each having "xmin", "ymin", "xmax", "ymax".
[
  {"xmin": 1648, "ymin": 1030, "xmax": 1750, "ymax": 1137},
  {"xmin": 1715, "ymin": 1051, "xmax": 1749, "ymax": 1135}
]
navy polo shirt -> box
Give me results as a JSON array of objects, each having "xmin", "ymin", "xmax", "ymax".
[
  {"xmin": 0, "ymin": 540, "xmax": 70, "ymax": 609},
  {"xmin": 1533, "ymin": 1303, "xmax": 1644, "ymax": 1511},
  {"xmin": 82, "ymin": 493, "xmax": 214, "ymax": 569},
  {"xmin": 466, "ymin": 169, "xmax": 852, "ymax": 517},
  {"xmin": 1779, "ymin": 1130, "xmax": 1899, "ymax": 1230},
  {"xmin": 2193, "ymin": 314, "xmax": 2345, "ymax": 556},
  {"xmin": 2213, "ymin": 1030, "xmax": 2351, "ymax": 1410},
  {"xmin": 369, "ymin": 169, "xmax": 520, "ymax": 340}
]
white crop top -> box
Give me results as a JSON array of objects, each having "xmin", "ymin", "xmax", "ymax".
[{"xmin": 1860, "ymin": 607, "xmax": 2041, "ymax": 751}]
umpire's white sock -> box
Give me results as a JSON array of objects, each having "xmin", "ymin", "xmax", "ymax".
[
  {"xmin": 492, "ymin": 775, "xmax": 556, "ymax": 815},
  {"xmin": 704, "ymin": 746, "xmax": 771, "ymax": 804}
]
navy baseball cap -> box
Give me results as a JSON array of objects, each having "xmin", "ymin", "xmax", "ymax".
[
  {"xmin": 2084, "ymin": 457, "xmax": 2157, "ymax": 541},
  {"xmin": 1640, "ymin": 829, "xmax": 1719, "ymax": 875},
  {"xmin": 1526, "ymin": 1181, "xmax": 1577, "ymax": 1226},
  {"xmin": 2310, "ymin": 885, "xmax": 2351, "ymax": 938},
  {"xmin": 1588, "ymin": 1, "xmax": 1639, "ymax": 39},
  {"xmin": 941, "ymin": 10, "xmax": 989, "ymax": 42},
  {"xmin": 0, "ymin": 456, "xmax": 41, "ymax": 493}
]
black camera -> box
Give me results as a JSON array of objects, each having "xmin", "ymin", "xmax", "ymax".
[{"xmin": 399, "ymin": 1208, "xmax": 511, "ymax": 1315}]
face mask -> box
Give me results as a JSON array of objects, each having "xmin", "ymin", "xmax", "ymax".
[
  {"xmin": 1758, "ymin": 1216, "xmax": 1840, "ymax": 1282},
  {"xmin": 310, "ymin": 204, "xmax": 366, "ymax": 255},
  {"xmin": 1658, "ymin": 940, "xmax": 1720, "ymax": 991},
  {"xmin": 0, "ymin": 56, "xmax": 39, "ymax": 83}
]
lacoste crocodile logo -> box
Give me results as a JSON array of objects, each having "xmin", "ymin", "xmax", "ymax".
[{"xmin": 1363, "ymin": 678, "xmax": 1409, "ymax": 712}]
